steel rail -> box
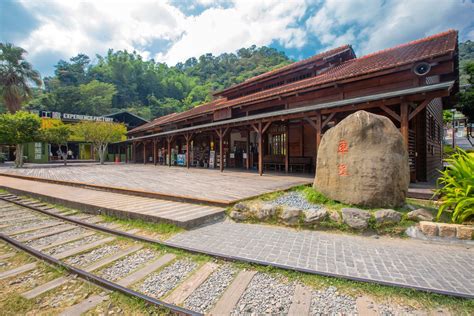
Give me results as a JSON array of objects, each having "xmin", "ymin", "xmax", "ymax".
[{"xmin": 0, "ymin": 194, "xmax": 472, "ymax": 300}]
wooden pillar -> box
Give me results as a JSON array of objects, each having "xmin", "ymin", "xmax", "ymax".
[
  {"xmin": 258, "ymin": 122, "xmax": 263, "ymax": 176},
  {"xmin": 125, "ymin": 145, "xmax": 129, "ymax": 163},
  {"xmin": 153, "ymin": 140, "xmax": 157, "ymax": 165},
  {"xmin": 167, "ymin": 136, "xmax": 172, "ymax": 167},
  {"xmin": 246, "ymin": 129, "xmax": 250, "ymax": 170},
  {"xmin": 132, "ymin": 142, "xmax": 136, "ymax": 163},
  {"xmin": 216, "ymin": 128, "xmax": 228, "ymax": 173},
  {"xmin": 285, "ymin": 123, "xmax": 289, "ymax": 173},
  {"xmin": 184, "ymin": 133, "xmax": 192, "ymax": 169},
  {"xmin": 400, "ymin": 102, "xmax": 409, "ymax": 149},
  {"xmin": 316, "ymin": 112, "xmax": 322, "ymax": 153},
  {"xmin": 143, "ymin": 142, "xmax": 146, "ymax": 164}
]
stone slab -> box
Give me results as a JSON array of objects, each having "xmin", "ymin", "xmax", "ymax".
[
  {"xmin": 288, "ymin": 284, "xmax": 312, "ymax": 315},
  {"xmin": 59, "ymin": 294, "xmax": 109, "ymax": 316},
  {"xmin": 0, "ymin": 262, "xmax": 36, "ymax": 280}
]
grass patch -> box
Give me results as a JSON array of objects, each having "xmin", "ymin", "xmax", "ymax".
[
  {"xmin": 0, "ymin": 293, "xmax": 36, "ymax": 315},
  {"xmin": 100, "ymin": 214, "xmax": 183, "ymax": 240}
]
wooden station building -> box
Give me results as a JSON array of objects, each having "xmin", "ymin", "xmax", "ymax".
[{"xmin": 126, "ymin": 30, "xmax": 459, "ymax": 182}]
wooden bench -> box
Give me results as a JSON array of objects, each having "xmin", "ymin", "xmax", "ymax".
[
  {"xmin": 289, "ymin": 157, "xmax": 312, "ymax": 173},
  {"xmin": 263, "ymin": 155, "xmax": 285, "ymax": 171}
]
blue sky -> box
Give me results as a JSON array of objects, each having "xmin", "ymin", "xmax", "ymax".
[{"xmin": 1, "ymin": 0, "xmax": 473, "ymax": 77}]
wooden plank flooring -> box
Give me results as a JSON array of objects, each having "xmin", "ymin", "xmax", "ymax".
[
  {"xmin": 0, "ymin": 164, "xmax": 312, "ymax": 203},
  {"xmin": 0, "ymin": 176, "xmax": 225, "ymax": 228}
]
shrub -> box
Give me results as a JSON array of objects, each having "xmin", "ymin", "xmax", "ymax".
[{"xmin": 435, "ymin": 148, "xmax": 474, "ymax": 223}]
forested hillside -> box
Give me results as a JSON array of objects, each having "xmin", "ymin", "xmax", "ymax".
[
  {"xmin": 25, "ymin": 46, "xmax": 290, "ymax": 120},
  {"xmin": 459, "ymin": 40, "xmax": 474, "ymax": 84}
]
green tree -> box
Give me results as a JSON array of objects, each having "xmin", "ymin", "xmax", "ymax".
[
  {"xmin": 78, "ymin": 80, "xmax": 116, "ymax": 115},
  {"xmin": 74, "ymin": 121, "xmax": 126, "ymax": 164},
  {"xmin": 41, "ymin": 120, "xmax": 72, "ymax": 166},
  {"xmin": 459, "ymin": 62, "xmax": 474, "ymax": 122},
  {"xmin": 0, "ymin": 111, "xmax": 41, "ymax": 167},
  {"xmin": 0, "ymin": 43, "xmax": 42, "ymax": 113}
]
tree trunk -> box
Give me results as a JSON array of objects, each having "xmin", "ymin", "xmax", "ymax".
[
  {"xmin": 58, "ymin": 144, "xmax": 68, "ymax": 166},
  {"xmin": 14, "ymin": 144, "xmax": 24, "ymax": 168},
  {"xmin": 99, "ymin": 144, "xmax": 107, "ymax": 165}
]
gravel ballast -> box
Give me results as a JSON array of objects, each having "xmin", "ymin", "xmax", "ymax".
[
  {"xmin": 44, "ymin": 234, "xmax": 101, "ymax": 256},
  {"xmin": 310, "ymin": 286, "xmax": 357, "ymax": 315},
  {"xmin": 26, "ymin": 227, "xmax": 88, "ymax": 248},
  {"xmin": 99, "ymin": 249, "xmax": 157, "ymax": 281},
  {"xmin": 139, "ymin": 259, "xmax": 197, "ymax": 298},
  {"xmin": 66, "ymin": 245, "xmax": 121, "ymax": 267},
  {"xmin": 1, "ymin": 220, "xmax": 61, "ymax": 234},
  {"xmin": 184, "ymin": 263, "xmax": 236, "ymax": 313},
  {"xmin": 231, "ymin": 272, "xmax": 295, "ymax": 315},
  {"xmin": 271, "ymin": 192, "xmax": 323, "ymax": 210}
]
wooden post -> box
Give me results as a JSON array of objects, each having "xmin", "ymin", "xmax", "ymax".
[
  {"xmin": 167, "ymin": 136, "xmax": 172, "ymax": 167},
  {"xmin": 153, "ymin": 140, "xmax": 157, "ymax": 165},
  {"xmin": 400, "ymin": 102, "xmax": 409, "ymax": 149},
  {"xmin": 246, "ymin": 129, "xmax": 250, "ymax": 170},
  {"xmin": 184, "ymin": 133, "xmax": 192, "ymax": 169},
  {"xmin": 285, "ymin": 123, "xmax": 289, "ymax": 173},
  {"xmin": 132, "ymin": 142, "xmax": 136, "ymax": 163},
  {"xmin": 143, "ymin": 142, "xmax": 146, "ymax": 164},
  {"xmin": 258, "ymin": 122, "xmax": 263, "ymax": 176},
  {"xmin": 215, "ymin": 128, "xmax": 228, "ymax": 172},
  {"xmin": 316, "ymin": 112, "xmax": 322, "ymax": 153}
]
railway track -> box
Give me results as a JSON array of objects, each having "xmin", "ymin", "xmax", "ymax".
[{"xmin": 0, "ymin": 192, "xmax": 352, "ymax": 315}]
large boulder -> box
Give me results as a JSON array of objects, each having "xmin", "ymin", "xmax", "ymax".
[
  {"xmin": 314, "ymin": 111, "xmax": 409, "ymax": 208},
  {"xmin": 407, "ymin": 208, "xmax": 434, "ymax": 222},
  {"xmin": 303, "ymin": 208, "xmax": 328, "ymax": 224},
  {"xmin": 254, "ymin": 204, "xmax": 278, "ymax": 220},
  {"xmin": 279, "ymin": 207, "xmax": 301, "ymax": 225}
]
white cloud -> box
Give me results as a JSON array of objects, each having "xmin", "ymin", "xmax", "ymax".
[{"xmin": 306, "ymin": 0, "xmax": 474, "ymax": 56}]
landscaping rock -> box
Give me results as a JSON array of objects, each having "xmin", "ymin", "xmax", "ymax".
[
  {"xmin": 254, "ymin": 204, "xmax": 277, "ymax": 220},
  {"xmin": 314, "ymin": 111, "xmax": 409, "ymax": 208},
  {"xmin": 341, "ymin": 208, "xmax": 371, "ymax": 230},
  {"xmin": 407, "ymin": 208, "xmax": 434, "ymax": 222},
  {"xmin": 438, "ymin": 224, "xmax": 457, "ymax": 238},
  {"xmin": 419, "ymin": 221, "xmax": 438, "ymax": 237},
  {"xmin": 229, "ymin": 210, "xmax": 248, "ymax": 221},
  {"xmin": 329, "ymin": 210, "xmax": 341, "ymax": 222},
  {"xmin": 374, "ymin": 209, "xmax": 401, "ymax": 224},
  {"xmin": 303, "ymin": 208, "xmax": 328, "ymax": 224},
  {"xmin": 279, "ymin": 207, "xmax": 301, "ymax": 225},
  {"xmin": 456, "ymin": 226, "xmax": 474, "ymax": 240},
  {"xmin": 233, "ymin": 202, "xmax": 249, "ymax": 212}
]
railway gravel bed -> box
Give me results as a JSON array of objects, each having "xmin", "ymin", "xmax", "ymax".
[
  {"xmin": 65, "ymin": 245, "xmax": 122, "ymax": 267},
  {"xmin": 310, "ymin": 286, "xmax": 357, "ymax": 315},
  {"xmin": 44, "ymin": 234, "xmax": 102, "ymax": 256},
  {"xmin": 1, "ymin": 219, "xmax": 61, "ymax": 234},
  {"xmin": 98, "ymin": 249, "xmax": 157, "ymax": 281},
  {"xmin": 139, "ymin": 259, "xmax": 197, "ymax": 298},
  {"xmin": 26, "ymin": 227, "xmax": 88, "ymax": 248},
  {"xmin": 184, "ymin": 263, "xmax": 237, "ymax": 313},
  {"xmin": 231, "ymin": 272, "xmax": 296, "ymax": 315}
]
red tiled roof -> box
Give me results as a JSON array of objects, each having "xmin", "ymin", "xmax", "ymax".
[
  {"xmin": 130, "ymin": 29, "xmax": 457, "ymax": 134},
  {"xmin": 215, "ymin": 44, "xmax": 353, "ymax": 95}
]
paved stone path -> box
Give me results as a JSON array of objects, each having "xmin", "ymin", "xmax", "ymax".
[
  {"xmin": 0, "ymin": 176, "xmax": 224, "ymax": 228},
  {"xmin": 0, "ymin": 164, "xmax": 312, "ymax": 203},
  {"xmin": 167, "ymin": 222, "xmax": 474, "ymax": 298}
]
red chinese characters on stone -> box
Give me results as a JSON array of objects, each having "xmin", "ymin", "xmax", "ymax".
[
  {"xmin": 338, "ymin": 163, "xmax": 349, "ymax": 176},
  {"xmin": 337, "ymin": 140, "xmax": 349, "ymax": 154}
]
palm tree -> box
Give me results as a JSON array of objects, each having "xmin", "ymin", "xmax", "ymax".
[{"xmin": 0, "ymin": 43, "xmax": 42, "ymax": 113}]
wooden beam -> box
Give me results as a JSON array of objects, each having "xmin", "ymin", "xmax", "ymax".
[
  {"xmin": 321, "ymin": 112, "xmax": 335, "ymax": 129},
  {"xmin": 400, "ymin": 102, "xmax": 409, "ymax": 149},
  {"xmin": 186, "ymin": 134, "xmax": 191, "ymax": 169},
  {"xmin": 380, "ymin": 105, "xmax": 401, "ymax": 122},
  {"xmin": 316, "ymin": 112, "xmax": 322, "ymax": 153},
  {"xmin": 304, "ymin": 117, "xmax": 317, "ymax": 130},
  {"xmin": 219, "ymin": 130, "xmax": 224, "ymax": 173},
  {"xmin": 251, "ymin": 123, "xmax": 259, "ymax": 134},
  {"xmin": 167, "ymin": 137, "xmax": 172, "ymax": 167},
  {"xmin": 262, "ymin": 121, "xmax": 272, "ymax": 134},
  {"xmin": 409, "ymin": 97, "xmax": 433, "ymax": 121}
]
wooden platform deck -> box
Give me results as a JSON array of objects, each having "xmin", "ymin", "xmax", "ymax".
[
  {"xmin": 0, "ymin": 176, "xmax": 224, "ymax": 228},
  {"xmin": 0, "ymin": 164, "xmax": 313, "ymax": 205}
]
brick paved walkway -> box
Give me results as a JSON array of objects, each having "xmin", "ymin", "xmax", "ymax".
[
  {"xmin": 0, "ymin": 164, "xmax": 312, "ymax": 203},
  {"xmin": 167, "ymin": 222, "xmax": 474, "ymax": 298}
]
